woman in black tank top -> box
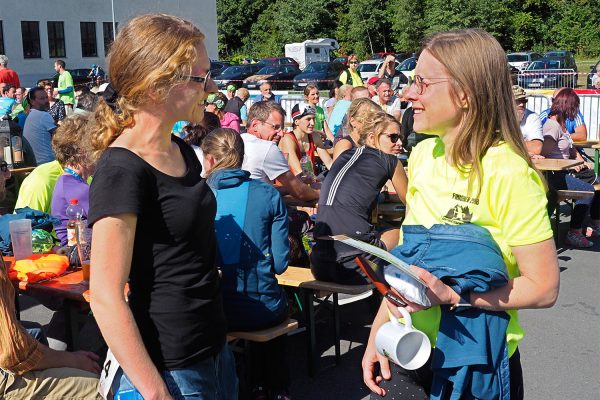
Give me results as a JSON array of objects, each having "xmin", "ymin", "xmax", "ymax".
[{"xmin": 333, "ymin": 98, "xmax": 383, "ymax": 161}]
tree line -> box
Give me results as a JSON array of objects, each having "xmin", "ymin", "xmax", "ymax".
[{"xmin": 216, "ymin": 0, "xmax": 599, "ymax": 61}]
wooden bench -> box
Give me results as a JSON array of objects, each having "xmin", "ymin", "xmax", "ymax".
[
  {"xmin": 554, "ymin": 190, "xmax": 595, "ymax": 243},
  {"xmin": 228, "ymin": 319, "xmax": 298, "ymax": 343},
  {"xmin": 277, "ymin": 266, "xmax": 374, "ymax": 376}
]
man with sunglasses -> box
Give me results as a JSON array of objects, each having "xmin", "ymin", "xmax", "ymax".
[{"xmin": 242, "ymin": 101, "xmax": 319, "ymax": 202}]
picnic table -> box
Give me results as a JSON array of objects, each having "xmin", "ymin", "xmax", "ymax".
[
  {"xmin": 532, "ymin": 158, "xmax": 583, "ymax": 171},
  {"xmin": 573, "ymin": 141, "xmax": 599, "ymax": 175}
]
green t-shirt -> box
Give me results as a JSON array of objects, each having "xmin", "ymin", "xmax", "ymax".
[
  {"xmin": 314, "ymin": 106, "xmax": 326, "ymax": 131},
  {"xmin": 401, "ymin": 138, "xmax": 553, "ymax": 357},
  {"xmin": 14, "ymin": 160, "xmax": 63, "ymax": 214},
  {"xmin": 57, "ymin": 70, "xmax": 75, "ymax": 105}
]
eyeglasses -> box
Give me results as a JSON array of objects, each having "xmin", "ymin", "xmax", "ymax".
[
  {"xmin": 0, "ymin": 162, "xmax": 8, "ymax": 172},
  {"xmin": 181, "ymin": 70, "xmax": 211, "ymax": 90},
  {"xmin": 382, "ymin": 133, "xmax": 401, "ymax": 143},
  {"xmin": 349, "ymin": 61, "xmax": 359, "ymax": 65},
  {"xmin": 408, "ymin": 74, "xmax": 452, "ymax": 95},
  {"xmin": 261, "ymin": 120, "xmax": 282, "ymax": 131}
]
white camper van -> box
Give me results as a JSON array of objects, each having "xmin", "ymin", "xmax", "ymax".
[{"xmin": 285, "ymin": 39, "xmax": 339, "ymax": 70}]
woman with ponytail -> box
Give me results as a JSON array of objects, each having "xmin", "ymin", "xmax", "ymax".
[
  {"xmin": 87, "ymin": 14, "xmax": 236, "ymax": 400},
  {"xmin": 202, "ymin": 128, "xmax": 292, "ymax": 400}
]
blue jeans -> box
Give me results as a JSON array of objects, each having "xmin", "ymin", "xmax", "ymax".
[{"xmin": 112, "ymin": 344, "xmax": 238, "ymax": 400}]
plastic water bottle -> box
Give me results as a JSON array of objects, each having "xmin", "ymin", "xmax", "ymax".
[
  {"xmin": 300, "ymin": 154, "xmax": 315, "ymax": 181},
  {"xmin": 65, "ymin": 199, "xmax": 84, "ymax": 246}
]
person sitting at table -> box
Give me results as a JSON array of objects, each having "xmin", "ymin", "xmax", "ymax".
[
  {"xmin": 302, "ymin": 84, "xmax": 335, "ymax": 142},
  {"xmin": 205, "ymin": 91, "xmax": 241, "ymax": 132},
  {"xmin": 0, "ymin": 255, "xmax": 102, "ymax": 399},
  {"xmin": 243, "ymin": 100, "xmax": 319, "ymax": 202},
  {"xmin": 279, "ymin": 103, "xmax": 333, "ymax": 177},
  {"xmin": 513, "ymin": 85, "xmax": 543, "ymax": 156},
  {"xmin": 202, "ymin": 128, "xmax": 291, "ymax": 400},
  {"xmin": 540, "ymin": 87, "xmax": 600, "ymax": 248},
  {"xmin": 540, "ymin": 87, "xmax": 587, "ymax": 142},
  {"xmin": 88, "ymin": 14, "xmax": 237, "ymax": 399},
  {"xmin": 332, "ymin": 97, "xmax": 382, "ymax": 161},
  {"xmin": 50, "ymin": 115, "xmax": 95, "ymax": 246},
  {"xmin": 310, "ymin": 111, "xmax": 407, "ymax": 285}
]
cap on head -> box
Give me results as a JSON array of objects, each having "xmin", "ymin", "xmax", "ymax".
[
  {"xmin": 291, "ymin": 103, "xmax": 316, "ymax": 121},
  {"xmin": 227, "ymin": 84, "xmax": 236, "ymax": 92},
  {"xmin": 367, "ymin": 76, "xmax": 379, "ymax": 86},
  {"xmin": 512, "ymin": 85, "xmax": 527, "ymax": 101}
]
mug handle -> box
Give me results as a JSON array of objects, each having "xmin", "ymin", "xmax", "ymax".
[{"xmin": 390, "ymin": 307, "xmax": 413, "ymax": 330}]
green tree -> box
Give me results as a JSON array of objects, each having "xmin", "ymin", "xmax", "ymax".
[{"xmin": 387, "ymin": 0, "xmax": 425, "ymax": 52}]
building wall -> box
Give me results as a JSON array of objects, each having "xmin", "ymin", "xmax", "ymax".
[{"xmin": 0, "ymin": 0, "xmax": 217, "ymax": 87}]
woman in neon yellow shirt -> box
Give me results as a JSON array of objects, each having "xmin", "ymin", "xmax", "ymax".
[
  {"xmin": 338, "ymin": 54, "xmax": 364, "ymax": 87},
  {"xmin": 362, "ymin": 29, "xmax": 560, "ymax": 399}
]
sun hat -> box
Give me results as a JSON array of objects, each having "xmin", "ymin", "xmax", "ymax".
[{"xmin": 512, "ymin": 85, "xmax": 527, "ymax": 101}]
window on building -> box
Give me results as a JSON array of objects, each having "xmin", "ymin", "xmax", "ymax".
[
  {"xmin": 0, "ymin": 21, "xmax": 4, "ymax": 55},
  {"xmin": 80, "ymin": 22, "xmax": 97, "ymax": 57},
  {"xmin": 21, "ymin": 21, "xmax": 41, "ymax": 58},
  {"xmin": 47, "ymin": 21, "xmax": 66, "ymax": 58},
  {"xmin": 102, "ymin": 22, "xmax": 118, "ymax": 55}
]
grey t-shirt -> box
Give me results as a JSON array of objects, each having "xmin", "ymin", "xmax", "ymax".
[{"xmin": 23, "ymin": 109, "xmax": 56, "ymax": 165}]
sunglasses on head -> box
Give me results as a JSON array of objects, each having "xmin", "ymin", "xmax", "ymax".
[{"xmin": 382, "ymin": 133, "xmax": 401, "ymax": 143}]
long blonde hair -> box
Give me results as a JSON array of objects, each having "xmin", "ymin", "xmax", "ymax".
[
  {"xmin": 200, "ymin": 128, "xmax": 244, "ymax": 174},
  {"xmin": 89, "ymin": 13, "xmax": 205, "ymax": 160},
  {"xmin": 346, "ymin": 98, "xmax": 382, "ymax": 137},
  {"xmin": 423, "ymin": 29, "xmax": 538, "ymax": 192}
]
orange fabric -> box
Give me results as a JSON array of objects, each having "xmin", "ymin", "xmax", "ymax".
[{"xmin": 9, "ymin": 254, "xmax": 69, "ymax": 283}]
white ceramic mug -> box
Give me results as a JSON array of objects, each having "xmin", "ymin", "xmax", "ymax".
[{"xmin": 375, "ymin": 306, "xmax": 431, "ymax": 370}]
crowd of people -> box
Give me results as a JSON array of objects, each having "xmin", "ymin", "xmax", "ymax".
[{"xmin": 0, "ymin": 12, "xmax": 598, "ymax": 400}]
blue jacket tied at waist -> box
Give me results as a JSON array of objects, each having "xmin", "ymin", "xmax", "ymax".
[
  {"xmin": 390, "ymin": 224, "xmax": 510, "ymax": 400},
  {"xmin": 207, "ymin": 168, "xmax": 289, "ymax": 331}
]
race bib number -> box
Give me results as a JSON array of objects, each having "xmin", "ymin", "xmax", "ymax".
[{"xmin": 98, "ymin": 348, "xmax": 121, "ymax": 399}]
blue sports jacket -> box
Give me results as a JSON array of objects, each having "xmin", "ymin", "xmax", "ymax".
[
  {"xmin": 391, "ymin": 224, "xmax": 510, "ymax": 400},
  {"xmin": 207, "ymin": 168, "xmax": 289, "ymax": 331}
]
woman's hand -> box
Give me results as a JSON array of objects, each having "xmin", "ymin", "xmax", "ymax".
[
  {"xmin": 386, "ymin": 266, "xmax": 460, "ymax": 314},
  {"xmin": 362, "ymin": 336, "xmax": 391, "ymax": 396}
]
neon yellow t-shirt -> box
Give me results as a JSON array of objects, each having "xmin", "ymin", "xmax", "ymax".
[
  {"xmin": 402, "ymin": 137, "xmax": 553, "ymax": 357},
  {"xmin": 14, "ymin": 160, "xmax": 63, "ymax": 214}
]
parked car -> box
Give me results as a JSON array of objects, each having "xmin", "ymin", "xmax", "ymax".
[
  {"xmin": 517, "ymin": 57, "xmax": 578, "ymax": 89},
  {"xmin": 544, "ymin": 50, "xmax": 577, "ymax": 67},
  {"xmin": 36, "ymin": 67, "xmax": 103, "ymax": 88},
  {"xmin": 333, "ymin": 56, "xmax": 348, "ymax": 66},
  {"xmin": 357, "ymin": 59, "xmax": 401, "ymax": 82},
  {"xmin": 587, "ymin": 60, "xmax": 600, "ymax": 89},
  {"xmin": 210, "ymin": 61, "xmax": 232, "ymax": 76},
  {"xmin": 213, "ymin": 64, "xmax": 262, "ymax": 89},
  {"xmin": 507, "ymin": 52, "xmax": 544, "ymax": 72},
  {"xmin": 257, "ymin": 57, "xmax": 299, "ymax": 68},
  {"xmin": 243, "ymin": 65, "xmax": 301, "ymax": 90},
  {"xmin": 292, "ymin": 61, "xmax": 346, "ymax": 90},
  {"xmin": 397, "ymin": 57, "xmax": 417, "ymax": 80}
]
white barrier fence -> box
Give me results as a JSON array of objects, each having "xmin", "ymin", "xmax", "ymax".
[
  {"xmin": 517, "ymin": 69, "xmax": 577, "ymax": 90},
  {"xmin": 243, "ymin": 90, "xmax": 599, "ymax": 140}
]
